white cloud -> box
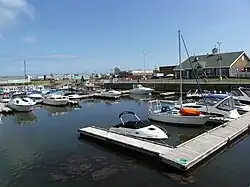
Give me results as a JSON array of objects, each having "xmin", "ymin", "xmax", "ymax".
[
  {"xmin": 0, "ymin": 0, "xmax": 34, "ymax": 30},
  {"xmin": 22, "ymin": 32, "xmax": 36, "ymax": 43}
]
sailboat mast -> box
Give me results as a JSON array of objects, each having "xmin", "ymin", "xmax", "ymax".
[
  {"xmin": 24, "ymin": 60, "xmax": 27, "ymax": 84},
  {"xmin": 178, "ymin": 30, "xmax": 183, "ymax": 108}
]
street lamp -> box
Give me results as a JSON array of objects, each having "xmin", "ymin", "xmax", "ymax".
[
  {"xmin": 217, "ymin": 41, "xmax": 222, "ymax": 80},
  {"xmin": 143, "ymin": 52, "xmax": 146, "ymax": 77}
]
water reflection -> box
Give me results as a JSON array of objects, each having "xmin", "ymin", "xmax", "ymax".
[
  {"xmin": 129, "ymin": 94, "xmax": 152, "ymax": 102},
  {"xmin": 43, "ymin": 105, "xmax": 76, "ymax": 116},
  {"xmin": 14, "ymin": 112, "xmax": 37, "ymax": 125}
]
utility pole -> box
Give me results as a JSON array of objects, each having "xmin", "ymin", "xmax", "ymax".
[
  {"xmin": 217, "ymin": 41, "xmax": 222, "ymax": 80},
  {"xmin": 143, "ymin": 52, "xmax": 146, "ymax": 75}
]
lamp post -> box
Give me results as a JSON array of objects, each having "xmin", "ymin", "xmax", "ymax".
[{"xmin": 217, "ymin": 41, "xmax": 222, "ymax": 80}]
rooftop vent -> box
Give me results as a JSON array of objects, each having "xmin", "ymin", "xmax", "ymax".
[
  {"xmin": 194, "ymin": 56, "xmax": 199, "ymax": 62},
  {"xmin": 212, "ymin": 47, "xmax": 218, "ymax": 55}
]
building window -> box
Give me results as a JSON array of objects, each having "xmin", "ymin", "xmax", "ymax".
[{"xmin": 242, "ymin": 55, "xmax": 245, "ymax": 60}]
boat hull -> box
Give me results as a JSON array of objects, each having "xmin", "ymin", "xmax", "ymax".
[
  {"xmin": 43, "ymin": 99, "xmax": 68, "ymax": 106},
  {"xmin": 8, "ymin": 104, "xmax": 33, "ymax": 112},
  {"xmin": 109, "ymin": 124, "xmax": 168, "ymax": 139},
  {"xmin": 148, "ymin": 113, "xmax": 209, "ymax": 125}
]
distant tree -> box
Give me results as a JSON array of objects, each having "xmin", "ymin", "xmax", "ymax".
[{"xmin": 114, "ymin": 67, "xmax": 121, "ymax": 75}]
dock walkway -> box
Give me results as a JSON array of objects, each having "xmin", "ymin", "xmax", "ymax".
[
  {"xmin": 78, "ymin": 112, "xmax": 250, "ymax": 171},
  {"xmin": 0, "ymin": 102, "xmax": 12, "ymax": 114}
]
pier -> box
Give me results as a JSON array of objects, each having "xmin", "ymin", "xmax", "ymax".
[
  {"xmin": 78, "ymin": 112, "xmax": 250, "ymax": 171},
  {"xmin": 0, "ymin": 103, "xmax": 12, "ymax": 114}
]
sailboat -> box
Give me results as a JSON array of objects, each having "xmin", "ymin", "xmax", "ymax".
[{"xmin": 148, "ymin": 30, "xmax": 209, "ymax": 126}]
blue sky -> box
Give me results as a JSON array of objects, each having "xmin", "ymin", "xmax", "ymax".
[{"xmin": 0, "ymin": 0, "xmax": 250, "ymax": 75}]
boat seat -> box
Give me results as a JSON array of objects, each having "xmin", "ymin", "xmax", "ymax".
[
  {"xmin": 161, "ymin": 106, "xmax": 171, "ymax": 113},
  {"xmin": 114, "ymin": 121, "xmax": 147, "ymax": 129}
]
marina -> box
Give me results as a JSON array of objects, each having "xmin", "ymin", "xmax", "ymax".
[
  {"xmin": 1, "ymin": 95, "xmax": 250, "ymax": 186},
  {"xmin": 1, "ymin": 1, "xmax": 250, "ymax": 185}
]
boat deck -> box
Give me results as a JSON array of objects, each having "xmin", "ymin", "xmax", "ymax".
[{"xmin": 78, "ymin": 112, "xmax": 250, "ymax": 171}]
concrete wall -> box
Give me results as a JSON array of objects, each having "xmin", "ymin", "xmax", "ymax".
[{"xmin": 104, "ymin": 82, "xmax": 239, "ymax": 92}]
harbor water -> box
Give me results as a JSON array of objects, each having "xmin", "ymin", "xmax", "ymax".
[{"xmin": 0, "ymin": 97, "xmax": 250, "ymax": 187}]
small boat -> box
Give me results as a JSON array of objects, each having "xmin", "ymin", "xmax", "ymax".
[
  {"xmin": 0, "ymin": 94, "xmax": 11, "ymax": 103},
  {"xmin": 186, "ymin": 89, "xmax": 228, "ymax": 98},
  {"xmin": 27, "ymin": 92, "xmax": 44, "ymax": 104},
  {"xmin": 186, "ymin": 89, "xmax": 209, "ymax": 98},
  {"xmin": 148, "ymin": 100, "xmax": 209, "ymax": 125},
  {"xmin": 109, "ymin": 111, "xmax": 168, "ymax": 139},
  {"xmin": 180, "ymin": 94, "xmax": 249, "ymax": 115},
  {"xmin": 7, "ymin": 98, "xmax": 35, "ymax": 112},
  {"xmin": 129, "ymin": 84, "xmax": 154, "ymax": 95},
  {"xmin": 64, "ymin": 92, "xmax": 82, "ymax": 100},
  {"xmin": 174, "ymin": 95, "xmax": 241, "ymax": 121},
  {"xmin": 94, "ymin": 89, "xmax": 121, "ymax": 99},
  {"xmin": 43, "ymin": 94, "xmax": 69, "ymax": 106}
]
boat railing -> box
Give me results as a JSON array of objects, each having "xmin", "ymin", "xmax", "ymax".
[{"xmin": 148, "ymin": 100, "xmax": 162, "ymax": 113}]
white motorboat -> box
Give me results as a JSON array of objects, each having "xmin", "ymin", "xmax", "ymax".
[
  {"xmin": 2, "ymin": 86, "xmax": 19, "ymax": 94},
  {"xmin": 174, "ymin": 95, "xmax": 241, "ymax": 120},
  {"xmin": 7, "ymin": 98, "xmax": 35, "ymax": 112},
  {"xmin": 186, "ymin": 89, "xmax": 209, "ymax": 98},
  {"xmin": 95, "ymin": 89, "xmax": 122, "ymax": 98},
  {"xmin": 148, "ymin": 100, "xmax": 209, "ymax": 125},
  {"xmin": 186, "ymin": 89, "xmax": 228, "ymax": 98},
  {"xmin": 28, "ymin": 93, "xmax": 44, "ymax": 103},
  {"xmin": 109, "ymin": 111, "xmax": 168, "ymax": 140},
  {"xmin": 43, "ymin": 95, "xmax": 69, "ymax": 106},
  {"xmin": 129, "ymin": 84, "xmax": 154, "ymax": 95},
  {"xmin": 0, "ymin": 94, "xmax": 11, "ymax": 103},
  {"xmin": 231, "ymin": 87, "xmax": 250, "ymax": 104},
  {"xmin": 203, "ymin": 94, "xmax": 250, "ymax": 115}
]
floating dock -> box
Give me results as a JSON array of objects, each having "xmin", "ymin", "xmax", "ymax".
[
  {"xmin": 92, "ymin": 93, "xmax": 120, "ymax": 99},
  {"xmin": 79, "ymin": 94, "xmax": 94, "ymax": 99},
  {"xmin": 78, "ymin": 112, "xmax": 250, "ymax": 171},
  {"xmin": 160, "ymin": 92, "xmax": 176, "ymax": 96},
  {"xmin": 0, "ymin": 102, "xmax": 13, "ymax": 114}
]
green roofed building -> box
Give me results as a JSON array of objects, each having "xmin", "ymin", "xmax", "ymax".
[{"xmin": 173, "ymin": 48, "xmax": 250, "ymax": 79}]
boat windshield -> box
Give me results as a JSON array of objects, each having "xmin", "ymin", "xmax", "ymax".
[
  {"xmin": 241, "ymin": 88, "xmax": 250, "ymax": 97},
  {"xmin": 234, "ymin": 99, "xmax": 243, "ymax": 106},
  {"xmin": 134, "ymin": 84, "xmax": 143, "ymax": 88},
  {"xmin": 21, "ymin": 98, "xmax": 30, "ymax": 103},
  {"xmin": 216, "ymin": 97, "xmax": 235, "ymax": 111},
  {"xmin": 197, "ymin": 98, "xmax": 219, "ymax": 106}
]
